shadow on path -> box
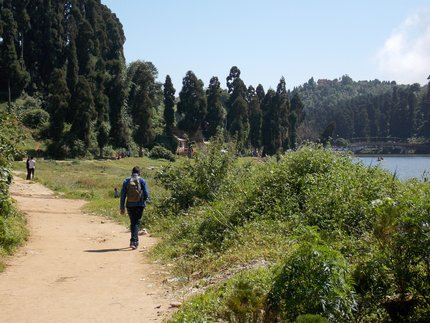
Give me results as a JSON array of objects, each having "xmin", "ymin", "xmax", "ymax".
[{"xmin": 84, "ymin": 247, "xmax": 131, "ymax": 253}]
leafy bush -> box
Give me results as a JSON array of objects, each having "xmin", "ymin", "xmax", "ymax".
[
  {"xmin": 0, "ymin": 114, "xmax": 28, "ymax": 270},
  {"xmin": 21, "ymin": 108, "xmax": 49, "ymax": 129},
  {"xmin": 155, "ymin": 133, "xmax": 236, "ymax": 211},
  {"xmin": 151, "ymin": 144, "xmax": 429, "ymax": 321},
  {"xmin": 169, "ymin": 267, "xmax": 272, "ymax": 323},
  {"xmin": 225, "ymin": 146, "xmax": 394, "ymax": 236},
  {"xmin": 148, "ymin": 145, "xmax": 176, "ymax": 161},
  {"xmin": 0, "ymin": 114, "xmax": 23, "ymax": 213},
  {"xmin": 295, "ymin": 314, "xmax": 330, "ymax": 323},
  {"xmin": 266, "ymin": 240, "xmax": 356, "ymax": 322},
  {"xmin": 0, "ymin": 208, "xmax": 28, "ymax": 257},
  {"xmin": 353, "ymin": 182, "xmax": 430, "ymax": 321}
]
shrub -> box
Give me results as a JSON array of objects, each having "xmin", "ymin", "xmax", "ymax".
[
  {"xmin": 0, "ymin": 208, "xmax": 28, "ymax": 256},
  {"xmin": 169, "ymin": 268, "xmax": 272, "ymax": 323},
  {"xmin": 229, "ymin": 145, "xmax": 394, "ymax": 236},
  {"xmin": 295, "ymin": 314, "xmax": 330, "ymax": 323},
  {"xmin": 266, "ymin": 240, "xmax": 356, "ymax": 322},
  {"xmin": 0, "ymin": 114, "xmax": 27, "ymax": 270},
  {"xmin": 21, "ymin": 108, "xmax": 49, "ymax": 129},
  {"xmin": 354, "ymin": 182, "xmax": 430, "ymax": 321},
  {"xmin": 148, "ymin": 145, "xmax": 176, "ymax": 161},
  {"xmin": 152, "ymin": 144, "xmax": 429, "ymax": 322},
  {"xmin": 155, "ymin": 133, "xmax": 236, "ymax": 211}
]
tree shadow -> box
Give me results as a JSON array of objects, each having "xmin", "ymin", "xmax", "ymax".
[{"xmin": 84, "ymin": 247, "xmax": 131, "ymax": 253}]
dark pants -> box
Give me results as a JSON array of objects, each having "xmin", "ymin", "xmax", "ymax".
[{"xmin": 127, "ymin": 206, "xmax": 143, "ymax": 246}]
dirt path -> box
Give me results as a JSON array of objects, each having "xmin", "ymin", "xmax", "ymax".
[{"xmin": 0, "ymin": 175, "xmax": 175, "ymax": 322}]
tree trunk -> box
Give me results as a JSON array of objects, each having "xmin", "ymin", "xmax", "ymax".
[{"xmin": 8, "ymin": 78, "xmax": 11, "ymax": 113}]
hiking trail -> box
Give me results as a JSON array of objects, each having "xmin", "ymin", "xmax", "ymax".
[{"xmin": 0, "ymin": 175, "xmax": 176, "ymax": 322}]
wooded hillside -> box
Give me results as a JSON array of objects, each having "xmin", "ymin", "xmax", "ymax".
[{"xmin": 1, "ymin": 0, "xmax": 429, "ymax": 158}]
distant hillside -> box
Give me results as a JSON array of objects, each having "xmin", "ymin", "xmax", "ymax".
[
  {"xmin": 1, "ymin": 1, "xmax": 429, "ymax": 158},
  {"xmin": 295, "ymin": 75, "xmax": 430, "ymax": 143}
]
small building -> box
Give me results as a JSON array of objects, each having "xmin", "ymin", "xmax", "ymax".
[{"xmin": 175, "ymin": 136, "xmax": 188, "ymax": 156}]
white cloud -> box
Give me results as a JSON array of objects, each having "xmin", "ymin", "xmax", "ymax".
[{"xmin": 377, "ymin": 9, "xmax": 430, "ymax": 84}]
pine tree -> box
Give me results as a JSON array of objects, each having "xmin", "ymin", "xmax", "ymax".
[
  {"xmin": 420, "ymin": 82, "xmax": 430, "ymax": 137},
  {"xmin": 261, "ymin": 89, "xmax": 276, "ymax": 155},
  {"xmin": 47, "ymin": 68, "xmax": 70, "ymax": 144},
  {"xmin": 247, "ymin": 86, "xmax": 262, "ymax": 150},
  {"xmin": 289, "ymin": 92, "xmax": 304, "ymax": 149},
  {"xmin": 204, "ymin": 76, "xmax": 225, "ymax": 139},
  {"xmin": 276, "ymin": 77, "xmax": 290, "ymax": 150},
  {"xmin": 256, "ymin": 84, "xmax": 265, "ymax": 103},
  {"xmin": 37, "ymin": 0, "xmax": 66, "ymax": 88},
  {"xmin": 128, "ymin": 61, "xmax": 157, "ymax": 156},
  {"xmin": 177, "ymin": 71, "xmax": 207, "ymax": 136},
  {"xmin": 163, "ymin": 75, "xmax": 175, "ymax": 136},
  {"xmin": 226, "ymin": 66, "xmax": 248, "ymax": 147},
  {"xmin": 107, "ymin": 60, "xmax": 130, "ymax": 148},
  {"xmin": 0, "ymin": 0, "xmax": 29, "ymax": 107},
  {"xmin": 70, "ymin": 76, "xmax": 96, "ymax": 148},
  {"xmin": 94, "ymin": 60, "xmax": 110, "ymax": 158}
]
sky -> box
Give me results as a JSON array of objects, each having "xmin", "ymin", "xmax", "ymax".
[{"xmin": 100, "ymin": 0, "xmax": 430, "ymax": 92}]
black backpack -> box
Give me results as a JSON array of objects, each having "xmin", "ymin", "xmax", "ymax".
[{"xmin": 126, "ymin": 177, "xmax": 142, "ymax": 203}]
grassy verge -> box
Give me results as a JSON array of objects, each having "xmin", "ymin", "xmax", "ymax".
[
  {"xmin": 12, "ymin": 157, "xmax": 172, "ymax": 226},
  {"xmin": 150, "ymin": 144, "xmax": 430, "ymax": 322},
  {"xmin": 0, "ymin": 207, "xmax": 28, "ymax": 272}
]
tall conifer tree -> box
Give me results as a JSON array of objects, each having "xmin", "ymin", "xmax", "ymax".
[
  {"xmin": 163, "ymin": 75, "xmax": 175, "ymax": 136},
  {"xmin": 0, "ymin": 0, "xmax": 29, "ymax": 105},
  {"xmin": 276, "ymin": 77, "xmax": 290, "ymax": 150},
  {"xmin": 226, "ymin": 66, "xmax": 248, "ymax": 147},
  {"xmin": 247, "ymin": 86, "xmax": 262, "ymax": 150},
  {"xmin": 128, "ymin": 62, "xmax": 157, "ymax": 156},
  {"xmin": 204, "ymin": 76, "xmax": 225, "ymax": 139},
  {"xmin": 47, "ymin": 68, "xmax": 70, "ymax": 144},
  {"xmin": 261, "ymin": 89, "xmax": 276, "ymax": 155},
  {"xmin": 177, "ymin": 71, "xmax": 207, "ymax": 136}
]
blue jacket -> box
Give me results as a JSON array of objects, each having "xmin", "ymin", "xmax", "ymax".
[{"xmin": 120, "ymin": 174, "xmax": 149, "ymax": 209}]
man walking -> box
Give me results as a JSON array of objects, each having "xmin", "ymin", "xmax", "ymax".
[
  {"xmin": 27, "ymin": 156, "xmax": 36, "ymax": 180},
  {"xmin": 120, "ymin": 166, "xmax": 149, "ymax": 250}
]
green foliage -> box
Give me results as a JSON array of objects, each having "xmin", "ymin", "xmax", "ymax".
[
  {"xmin": 169, "ymin": 267, "xmax": 273, "ymax": 323},
  {"xmin": 177, "ymin": 70, "xmax": 207, "ymax": 135},
  {"xmin": 0, "ymin": 114, "xmax": 27, "ymax": 270},
  {"xmin": 148, "ymin": 145, "xmax": 176, "ymax": 162},
  {"xmin": 21, "ymin": 108, "xmax": 49, "ymax": 129},
  {"xmin": 266, "ymin": 239, "xmax": 356, "ymax": 322},
  {"xmin": 155, "ymin": 133, "xmax": 236, "ymax": 211},
  {"xmin": 151, "ymin": 145, "xmax": 430, "ymax": 321},
  {"xmin": 127, "ymin": 61, "xmax": 158, "ymax": 150},
  {"xmin": 353, "ymin": 182, "xmax": 430, "ymax": 321},
  {"xmin": 12, "ymin": 157, "xmax": 170, "ymax": 222},
  {"xmin": 0, "ymin": 114, "xmax": 23, "ymax": 211},
  {"xmin": 296, "ymin": 77, "xmax": 430, "ymax": 144},
  {"xmin": 163, "ymin": 74, "xmax": 176, "ymax": 135},
  {"xmin": 0, "ymin": 207, "xmax": 28, "ymax": 269},
  {"xmin": 204, "ymin": 76, "xmax": 225, "ymax": 139},
  {"xmin": 295, "ymin": 314, "xmax": 330, "ymax": 323}
]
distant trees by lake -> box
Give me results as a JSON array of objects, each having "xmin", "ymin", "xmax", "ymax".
[{"xmin": 0, "ymin": 1, "xmax": 429, "ymax": 158}]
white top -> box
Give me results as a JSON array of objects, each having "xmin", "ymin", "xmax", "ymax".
[{"xmin": 28, "ymin": 159, "xmax": 36, "ymax": 169}]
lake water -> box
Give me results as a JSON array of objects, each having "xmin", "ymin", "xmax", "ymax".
[{"xmin": 358, "ymin": 156, "xmax": 430, "ymax": 180}]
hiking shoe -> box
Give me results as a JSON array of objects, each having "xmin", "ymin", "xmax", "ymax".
[{"xmin": 130, "ymin": 244, "xmax": 137, "ymax": 250}]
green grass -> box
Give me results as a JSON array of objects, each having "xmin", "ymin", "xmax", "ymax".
[
  {"xmin": 0, "ymin": 207, "xmax": 28, "ymax": 272},
  {"xmin": 12, "ymin": 157, "xmax": 175, "ymax": 230}
]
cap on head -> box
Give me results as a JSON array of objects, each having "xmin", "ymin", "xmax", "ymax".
[{"xmin": 131, "ymin": 166, "xmax": 141, "ymax": 175}]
